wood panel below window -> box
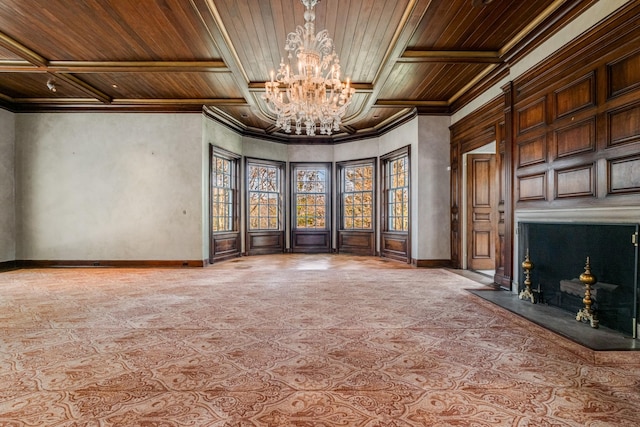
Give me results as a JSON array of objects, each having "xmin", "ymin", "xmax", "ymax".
[
  {"xmin": 381, "ymin": 231, "xmax": 409, "ymax": 263},
  {"xmin": 338, "ymin": 231, "xmax": 375, "ymax": 256}
]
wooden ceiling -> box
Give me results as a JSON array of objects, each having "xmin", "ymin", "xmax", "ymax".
[{"xmin": 0, "ymin": 0, "xmax": 595, "ymax": 142}]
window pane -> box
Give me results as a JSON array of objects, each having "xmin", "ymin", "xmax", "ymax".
[
  {"xmin": 294, "ymin": 166, "xmax": 329, "ymax": 230},
  {"xmin": 248, "ymin": 163, "xmax": 281, "ymax": 231},
  {"xmin": 385, "ymin": 154, "xmax": 409, "ymax": 232},
  {"xmin": 211, "ymin": 154, "xmax": 236, "ymax": 233},
  {"xmin": 341, "ymin": 163, "xmax": 374, "ymax": 230}
]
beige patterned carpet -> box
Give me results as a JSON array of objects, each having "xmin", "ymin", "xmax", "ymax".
[{"xmin": 1, "ymin": 254, "xmax": 639, "ymax": 426}]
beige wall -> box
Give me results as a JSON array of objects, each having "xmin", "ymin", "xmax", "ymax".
[
  {"xmin": 15, "ymin": 112, "xmax": 204, "ymax": 261},
  {"xmin": 417, "ymin": 115, "xmax": 451, "ymax": 260},
  {"xmin": 0, "ymin": 108, "xmax": 15, "ymax": 262}
]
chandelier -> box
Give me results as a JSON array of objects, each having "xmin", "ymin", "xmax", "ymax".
[{"xmin": 263, "ymin": 0, "xmax": 355, "ymax": 136}]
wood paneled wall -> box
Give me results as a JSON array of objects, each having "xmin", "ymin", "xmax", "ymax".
[
  {"xmin": 512, "ymin": 3, "xmax": 640, "ymax": 210},
  {"xmin": 450, "ymin": 2, "xmax": 640, "ymax": 289}
]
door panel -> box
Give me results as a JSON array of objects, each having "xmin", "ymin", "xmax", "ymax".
[{"xmin": 467, "ymin": 154, "xmax": 497, "ymax": 270}]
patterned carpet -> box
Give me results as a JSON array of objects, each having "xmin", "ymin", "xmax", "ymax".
[{"xmin": 1, "ymin": 254, "xmax": 639, "ymax": 426}]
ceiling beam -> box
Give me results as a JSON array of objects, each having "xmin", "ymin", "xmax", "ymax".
[
  {"xmin": 0, "ymin": 60, "xmax": 40, "ymax": 71},
  {"xmin": 247, "ymin": 81, "xmax": 374, "ymax": 92},
  {"xmin": 0, "ymin": 60, "xmax": 228, "ymax": 73},
  {"xmin": 46, "ymin": 60, "xmax": 229, "ymax": 73},
  {"xmin": 0, "ymin": 31, "xmax": 48, "ymax": 67},
  {"xmin": 53, "ymin": 73, "xmax": 113, "ymax": 104},
  {"xmin": 399, "ymin": 50, "xmax": 502, "ymax": 63},
  {"xmin": 113, "ymin": 98, "xmax": 247, "ymax": 106},
  {"xmin": 376, "ymin": 99, "xmax": 449, "ymax": 107}
]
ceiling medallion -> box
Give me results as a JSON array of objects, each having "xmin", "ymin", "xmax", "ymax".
[{"xmin": 263, "ymin": 0, "xmax": 355, "ymax": 136}]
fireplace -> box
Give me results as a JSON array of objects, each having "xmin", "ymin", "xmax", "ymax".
[{"xmin": 518, "ymin": 222, "xmax": 639, "ymax": 336}]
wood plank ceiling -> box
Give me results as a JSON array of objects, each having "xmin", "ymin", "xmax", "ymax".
[{"xmin": 0, "ymin": 0, "xmax": 596, "ymax": 142}]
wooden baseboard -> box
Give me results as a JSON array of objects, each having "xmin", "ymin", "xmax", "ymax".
[
  {"xmin": 17, "ymin": 260, "xmax": 205, "ymax": 268},
  {"xmin": 412, "ymin": 259, "xmax": 453, "ymax": 268},
  {"xmin": 0, "ymin": 260, "xmax": 18, "ymax": 271}
]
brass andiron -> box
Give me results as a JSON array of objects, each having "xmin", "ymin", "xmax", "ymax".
[
  {"xmin": 519, "ymin": 249, "xmax": 534, "ymax": 303},
  {"xmin": 576, "ymin": 256, "xmax": 599, "ymax": 328}
]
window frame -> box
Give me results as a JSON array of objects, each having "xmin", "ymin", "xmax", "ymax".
[
  {"xmin": 337, "ymin": 158, "xmax": 376, "ymax": 232},
  {"xmin": 291, "ymin": 162, "xmax": 332, "ymax": 231},
  {"xmin": 210, "ymin": 146, "xmax": 240, "ymax": 234},
  {"xmin": 246, "ymin": 158, "xmax": 285, "ymax": 232},
  {"xmin": 381, "ymin": 147, "xmax": 410, "ymax": 233}
]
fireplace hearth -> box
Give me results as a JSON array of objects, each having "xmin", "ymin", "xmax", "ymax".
[{"xmin": 519, "ymin": 222, "xmax": 639, "ymax": 337}]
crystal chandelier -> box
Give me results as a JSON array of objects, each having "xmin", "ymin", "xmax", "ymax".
[{"xmin": 263, "ymin": 0, "xmax": 355, "ymax": 136}]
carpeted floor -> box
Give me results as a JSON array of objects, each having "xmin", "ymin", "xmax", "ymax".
[{"xmin": 1, "ymin": 254, "xmax": 639, "ymax": 426}]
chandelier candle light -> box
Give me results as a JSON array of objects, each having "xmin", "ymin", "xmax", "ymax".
[{"xmin": 263, "ymin": 0, "xmax": 355, "ymax": 136}]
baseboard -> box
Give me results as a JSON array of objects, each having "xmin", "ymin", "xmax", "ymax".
[
  {"xmin": 16, "ymin": 259, "xmax": 205, "ymax": 268},
  {"xmin": 0, "ymin": 260, "xmax": 18, "ymax": 271},
  {"xmin": 412, "ymin": 259, "xmax": 453, "ymax": 268}
]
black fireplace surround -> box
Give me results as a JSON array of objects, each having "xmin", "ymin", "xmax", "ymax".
[{"xmin": 519, "ymin": 222, "xmax": 639, "ymax": 336}]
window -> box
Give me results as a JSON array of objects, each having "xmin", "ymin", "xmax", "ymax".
[
  {"xmin": 384, "ymin": 149, "xmax": 410, "ymax": 232},
  {"xmin": 340, "ymin": 161, "xmax": 374, "ymax": 230},
  {"xmin": 248, "ymin": 162, "xmax": 281, "ymax": 230},
  {"xmin": 294, "ymin": 165, "xmax": 329, "ymax": 229},
  {"xmin": 211, "ymin": 152, "xmax": 238, "ymax": 233}
]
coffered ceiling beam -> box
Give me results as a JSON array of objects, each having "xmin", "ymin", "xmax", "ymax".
[
  {"xmin": 376, "ymin": 99, "xmax": 449, "ymax": 108},
  {"xmin": 0, "ymin": 31, "xmax": 48, "ymax": 67},
  {"xmin": 247, "ymin": 82, "xmax": 373, "ymax": 92},
  {"xmin": 53, "ymin": 73, "xmax": 113, "ymax": 104},
  {"xmin": 47, "ymin": 61, "xmax": 229, "ymax": 73},
  {"xmin": 399, "ymin": 50, "xmax": 502, "ymax": 63}
]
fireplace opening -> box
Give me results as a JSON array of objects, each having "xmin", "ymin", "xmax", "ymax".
[{"xmin": 519, "ymin": 222, "xmax": 639, "ymax": 336}]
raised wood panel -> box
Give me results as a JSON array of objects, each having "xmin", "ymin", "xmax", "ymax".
[
  {"xmin": 609, "ymin": 50, "xmax": 640, "ymax": 98},
  {"xmin": 292, "ymin": 231, "xmax": 331, "ymax": 253},
  {"xmin": 555, "ymin": 164, "xmax": 595, "ymax": 199},
  {"xmin": 338, "ymin": 231, "xmax": 375, "ymax": 256},
  {"xmin": 517, "ymin": 135, "xmax": 546, "ymax": 167},
  {"xmin": 518, "ymin": 173, "xmax": 546, "ymax": 201},
  {"xmin": 608, "ymin": 104, "xmax": 640, "ymax": 147},
  {"xmin": 211, "ymin": 233, "xmax": 241, "ymax": 262},
  {"xmin": 608, "ymin": 155, "xmax": 640, "ymax": 195},
  {"xmin": 473, "ymin": 212, "xmax": 491, "ymax": 222},
  {"xmin": 517, "ymin": 98, "xmax": 546, "ymax": 134},
  {"xmin": 553, "ymin": 73, "xmax": 595, "ymax": 119},
  {"xmin": 214, "ymin": 236, "xmax": 238, "ymax": 253},
  {"xmin": 471, "ymin": 157, "xmax": 491, "ymax": 206},
  {"xmin": 247, "ymin": 231, "xmax": 284, "ymax": 255},
  {"xmin": 472, "ymin": 230, "xmax": 491, "ymax": 258},
  {"xmin": 554, "ymin": 118, "xmax": 595, "ymax": 159},
  {"xmin": 381, "ymin": 232, "xmax": 409, "ymax": 263},
  {"xmin": 383, "ymin": 237, "xmax": 406, "ymax": 252}
]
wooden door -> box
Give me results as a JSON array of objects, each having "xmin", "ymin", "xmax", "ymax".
[{"xmin": 466, "ymin": 154, "xmax": 497, "ymax": 270}]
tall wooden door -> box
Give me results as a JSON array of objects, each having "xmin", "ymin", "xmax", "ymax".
[{"xmin": 466, "ymin": 154, "xmax": 497, "ymax": 270}]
